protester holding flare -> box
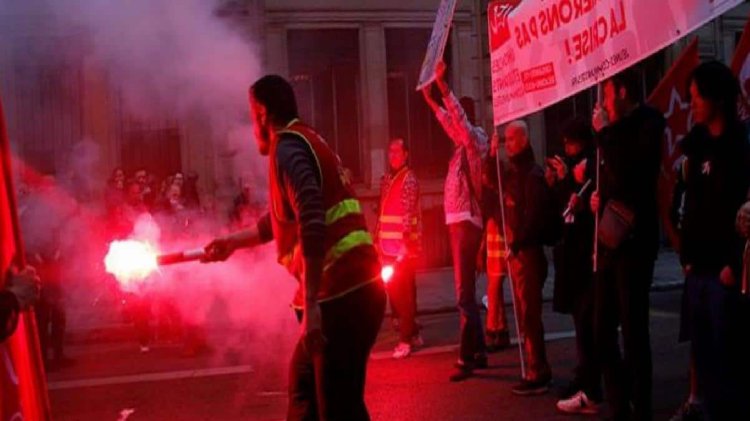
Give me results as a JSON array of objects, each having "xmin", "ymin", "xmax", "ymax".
[
  {"xmin": 375, "ymin": 137, "xmax": 423, "ymax": 360},
  {"xmin": 202, "ymin": 75, "xmax": 384, "ymax": 420}
]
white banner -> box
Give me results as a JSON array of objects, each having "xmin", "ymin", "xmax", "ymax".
[
  {"xmin": 488, "ymin": 0, "xmax": 744, "ymax": 126},
  {"xmin": 417, "ymin": 0, "xmax": 458, "ymax": 90}
]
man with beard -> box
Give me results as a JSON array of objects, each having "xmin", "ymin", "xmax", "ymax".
[
  {"xmin": 203, "ymin": 75, "xmax": 384, "ymax": 420},
  {"xmin": 590, "ymin": 68, "xmax": 665, "ymax": 421}
]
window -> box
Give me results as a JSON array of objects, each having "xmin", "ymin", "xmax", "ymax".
[
  {"xmin": 6, "ymin": 58, "xmax": 83, "ymax": 175},
  {"xmin": 287, "ymin": 29, "xmax": 362, "ymax": 181},
  {"xmin": 121, "ymin": 118, "xmax": 182, "ymax": 181},
  {"xmin": 385, "ymin": 28, "xmax": 453, "ymax": 179}
]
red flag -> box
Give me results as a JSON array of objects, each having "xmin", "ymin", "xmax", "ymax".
[
  {"xmin": 730, "ymin": 15, "xmax": 750, "ymax": 121},
  {"xmin": 647, "ymin": 38, "xmax": 700, "ymax": 251},
  {"xmin": 0, "ymin": 92, "xmax": 51, "ymax": 419}
]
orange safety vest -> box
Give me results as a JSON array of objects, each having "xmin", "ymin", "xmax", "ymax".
[
  {"xmin": 269, "ymin": 119, "xmax": 380, "ymax": 308},
  {"xmin": 377, "ymin": 167, "xmax": 421, "ymax": 257},
  {"xmin": 486, "ymin": 217, "xmax": 508, "ymax": 276}
]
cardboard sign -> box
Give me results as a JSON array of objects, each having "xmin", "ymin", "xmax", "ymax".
[{"xmin": 417, "ymin": 0, "xmax": 459, "ymax": 90}]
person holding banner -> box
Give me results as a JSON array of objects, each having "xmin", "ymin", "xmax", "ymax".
[
  {"xmin": 501, "ymin": 120, "xmax": 554, "ymax": 395},
  {"xmin": 590, "ymin": 68, "xmax": 665, "ymax": 421},
  {"xmin": 0, "ymin": 267, "xmax": 41, "ymax": 342},
  {"xmin": 422, "ymin": 61, "xmax": 489, "ymax": 382},
  {"xmin": 678, "ymin": 61, "xmax": 750, "ymax": 421}
]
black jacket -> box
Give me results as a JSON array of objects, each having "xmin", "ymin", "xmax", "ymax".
[
  {"xmin": 680, "ymin": 122, "xmax": 750, "ymax": 277},
  {"xmin": 596, "ymin": 104, "xmax": 665, "ymax": 259},
  {"xmin": 504, "ymin": 147, "xmax": 550, "ymax": 253},
  {"xmin": 552, "ymin": 151, "xmax": 595, "ymax": 313}
]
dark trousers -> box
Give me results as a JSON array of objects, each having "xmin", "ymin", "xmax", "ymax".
[
  {"xmin": 572, "ymin": 280, "xmax": 602, "ymax": 400},
  {"xmin": 448, "ymin": 221, "xmax": 486, "ymax": 361},
  {"xmin": 686, "ymin": 273, "xmax": 749, "ymax": 420},
  {"xmin": 509, "ymin": 247, "xmax": 550, "ymax": 381},
  {"xmin": 385, "ymin": 257, "xmax": 418, "ymax": 343},
  {"xmin": 36, "ymin": 294, "xmax": 66, "ymax": 362},
  {"xmin": 287, "ymin": 282, "xmax": 386, "ymax": 421},
  {"xmin": 594, "ymin": 249, "xmax": 654, "ymax": 421}
]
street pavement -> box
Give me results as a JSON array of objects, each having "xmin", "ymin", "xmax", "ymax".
[{"xmin": 47, "ymin": 250, "xmax": 690, "ymax": 420}]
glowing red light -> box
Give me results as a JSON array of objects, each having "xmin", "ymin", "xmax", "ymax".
[{"xmin": 381, "ymin": 265, "xmax": 394, "ymax": 284}]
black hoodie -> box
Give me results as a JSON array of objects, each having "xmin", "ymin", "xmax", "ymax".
[{"xmin": 680, "ymin": 122, "xmax": 750, "ymax": 277}]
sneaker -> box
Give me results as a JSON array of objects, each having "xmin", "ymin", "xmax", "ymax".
[
  {"xmin": 512, "ymin": 377, "xmax": 551, "ymax": 396},
  {"xmin": 556, "ymin": 390, "xmax": 600, "ymax": 415},
  {"xmin": 669, "ymin": 401, "xmax": 704, "ymax": 421},
  {"xmin": 392, "ymin": 342, "xmax": 412, "ymax": 359},
  {"xmin": 140, "ymin": 345, "xmax": 150, "ymax": 353}
]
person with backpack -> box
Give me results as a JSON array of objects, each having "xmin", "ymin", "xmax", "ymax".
[{"xmin": 502, "ymin": 120, "xmax": 555, "ymax": 395}]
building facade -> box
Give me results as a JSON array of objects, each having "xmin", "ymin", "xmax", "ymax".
[{"xmin": 1, "ymin": 0, "xmax": 748, "ymax": 267}]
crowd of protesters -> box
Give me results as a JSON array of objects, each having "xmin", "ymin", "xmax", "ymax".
[
  {"xmin": 412, "ymin": 59, "xmax": 750, "ymax": 420},
  {"xmin": 103, "ymin": 167, "xmax": 259, "ymax": 356},
  {"xmin": 6, "ymin": 57, "xmax": 749, "ymax": 420}
]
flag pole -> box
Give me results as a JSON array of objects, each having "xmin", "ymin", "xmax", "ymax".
[
  {"xmin": 593, "ymin": 83, "xmax": 602, "ymax": 274},
  {"xmin": 495, "ymin": 142, "xmax": 526, "ymax": 380},
  {"xmin": 0, "ymin": 92, "xmax": 51, "ymax": 420}
]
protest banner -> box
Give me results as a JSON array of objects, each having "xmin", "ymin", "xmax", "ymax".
[
  {"xmin": 488, "ymin": 0, "xmax": 743, "ymax": 126},
  {"xmin": 0, "ymin": 91, "xmax": 50, "ymax": 420},
  {"xmin": 730, "ymin": 14, "xmax": 750, "ymax": 121},
  {"xmin": 647, "ymin": 38, "xmax": 699, "ymax": 250}
]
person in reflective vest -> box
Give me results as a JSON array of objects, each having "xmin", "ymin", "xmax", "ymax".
[
  {"xmin": 480, "ymin": 132, "xmax": 510, "ymax": 352},
  {"xmin": 376, "ymin": 138, "xmax": 423, "ymax": 359},
  {"xmin": 203, "ymin": 75, "xmax": 385, "ymax": 421}
]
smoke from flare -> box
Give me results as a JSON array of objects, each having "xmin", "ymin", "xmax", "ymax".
[{"xmin": 104, "ymin": 240, "xmax": 159, "ymax": 288}]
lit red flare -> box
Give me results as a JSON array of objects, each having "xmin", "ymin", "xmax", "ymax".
[
  {"xmin": 381, "ymin": 265, "xmax": 394, "ymax": 284},
  {"xmin": 104, "ymin": 240, "xmax": 159, "ymax": 288}
]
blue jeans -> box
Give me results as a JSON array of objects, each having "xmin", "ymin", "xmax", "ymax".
[{"xmin": 448, "ymin": 221, "xmax": 486, "ymax": 361}]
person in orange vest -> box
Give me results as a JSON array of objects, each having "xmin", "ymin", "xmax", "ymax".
[
  {"xmin": 203, "ymin": 75, "xmax": 384, "ymax": 420},
  {"xmin": 480, "ymin": 132, "xmax": 511, "ymax": 352},
  {"xmin": 376, "ymin": 138, "xmax": 423, "ymax": 359}
]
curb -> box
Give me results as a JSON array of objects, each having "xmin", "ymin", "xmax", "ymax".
[
  {"xmin": 410, "ymin": 281, "xmax": 684, "ymax": 317},
  {"xmin": 66, "ymin": 282, "xmax": 684, "ymax": 345}
]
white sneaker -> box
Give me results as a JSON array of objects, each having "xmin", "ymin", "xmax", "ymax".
[
  {"xmin": 556, "ymin": 390, "xmax": 600, "ymax": 415},
  {"xmin": 140, "ymin": 345, "xmax": 150, "ymax": 353},
  {"xmin": 392, "ymin": 342, "xmax": 412, "ymax": 359}
]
